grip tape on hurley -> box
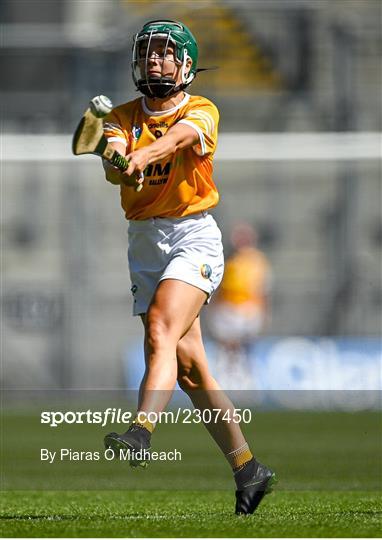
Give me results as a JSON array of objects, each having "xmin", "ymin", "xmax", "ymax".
[{"xmin": 110, "ymin": 152, "xmax": 129, "ymax": 171}]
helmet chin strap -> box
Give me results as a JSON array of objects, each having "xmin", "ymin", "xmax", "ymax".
[{"xmin": 137, "ymin": 76, "xmax": 177, "ymax": 98}]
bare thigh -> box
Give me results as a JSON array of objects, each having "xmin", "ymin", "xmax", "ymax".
[{"xmin": 142, "ymin": 278, "xmax": 207, "ymax": 348}]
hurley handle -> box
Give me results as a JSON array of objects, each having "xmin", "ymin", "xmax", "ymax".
[{"xmin": 110, "ymin": 150, "xmax": 144, "ymax": 192}]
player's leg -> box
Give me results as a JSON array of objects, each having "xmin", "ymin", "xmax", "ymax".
[
  {"xmin": 137, "ymin": 278, "xmax": 207, "ymax": 414},
  {"xmin": 176, "ymin": 317, "xmax": 276, "ymax": 514},
  {"xmin": 176, "ymin": 317, "xmax": 247, "ymax": 453},
  {"xmin": 105, "ymin": 278, "xmax": 207, "ymax": 465}
]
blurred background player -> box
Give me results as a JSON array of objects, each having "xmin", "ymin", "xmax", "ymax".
[
  {"xmin": 101, "ymin": 19, "xmax": 275, "ymax": 515},
  {"xmin": 207, "ymin": 222, "xmax": 272, "ymax": 389}
]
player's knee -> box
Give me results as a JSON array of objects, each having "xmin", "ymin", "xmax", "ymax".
[
  {"xmin": 145, "ymin": 320, "xmax": 167, "ymax": 352},
  {"xmin": 145, "ymin": 307, "xmax": 174, "ymax": 352}
]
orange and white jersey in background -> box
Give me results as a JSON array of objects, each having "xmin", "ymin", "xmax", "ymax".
[
  {"xmin": 218, "ymin": 247, "xmax": 272, "ymax": 311},
  {"xmin": 103, "ymin": 93, "xmax": 219, "ymax": 220}
]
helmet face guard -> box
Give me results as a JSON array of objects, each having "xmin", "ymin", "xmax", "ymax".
[{"xmin": 132, "ymin": 20, "xmax": 198, "ymax": 98}]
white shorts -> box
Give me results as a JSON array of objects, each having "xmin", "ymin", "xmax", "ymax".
[{"xmin": 127, "ymin": 212, "xmax": 224, "ymax": 316}]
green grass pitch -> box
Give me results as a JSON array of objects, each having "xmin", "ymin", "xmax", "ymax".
[
  {"xmin": 1, "ymin": 410, "xmax": 381, "ymax": 537},
  {"xmin": 1, "ymin": 490, "xmax": 381, "ymax": 538}
]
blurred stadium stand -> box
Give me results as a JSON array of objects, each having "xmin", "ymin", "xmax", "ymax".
[
  {"xmin": 1, "ymin": 0, "xmax": 381, "ymax": 388},
  {"xmin": 1, "ymin": 0, "xmax": 381, "ymax": 132}
]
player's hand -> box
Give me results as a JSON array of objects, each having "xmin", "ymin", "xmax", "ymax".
[
  {"xmin": 119, "ymin": 148, "xmax": 148, "ymax": 190},
  {"xmin": 124, "ymin": 148, "xmax": 150, "ymax": 177},
  {"xmin": 103, "ymin": 159, "xmax": 126, "ymax": 186},
  {"xmin": 120, "ymin": 171, "xmax": 144, "ymax": 189}
]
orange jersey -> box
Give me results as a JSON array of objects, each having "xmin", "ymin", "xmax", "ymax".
[
  {"xmin": 218, "ymin": 247, "xmax": 271, "ymax": 309},
  {"xmin": 103, "ymin": 93, "xmax": 219, "ymax": 220}
]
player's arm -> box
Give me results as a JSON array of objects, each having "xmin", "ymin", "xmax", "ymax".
[
  {"xmin": 102, "ymin": 113, "xmax": 143, "ymax": 188},
  {"xmin": 124, "ymin": 123, "xmax": 199, "ymax": 177},
  {"xmin": 103, "ymin": 141, "xmax": 143, "ymax": 188},
  {"xmin": 102, "ymin": 140, "xmax": 127, "ymax": 185}
]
